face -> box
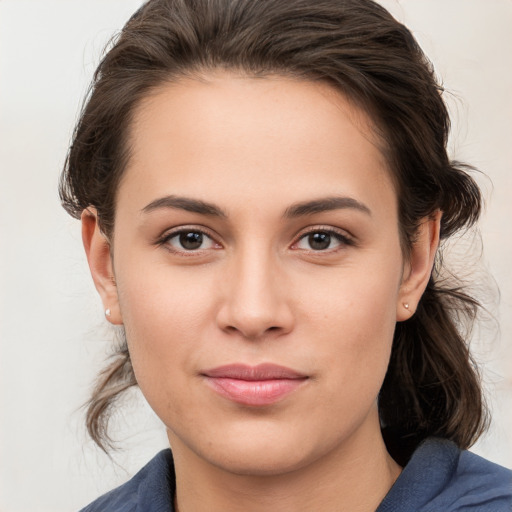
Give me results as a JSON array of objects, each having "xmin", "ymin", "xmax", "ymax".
[{"xmin": 89, "ymin": 72, "xmax": 425, "ymax": 476}]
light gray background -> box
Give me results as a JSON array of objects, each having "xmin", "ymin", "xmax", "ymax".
[{"xmin": 1, "ymin": 1, "xmax": 511, "ymax": 510}]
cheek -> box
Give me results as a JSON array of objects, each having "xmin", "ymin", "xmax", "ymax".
[
  {"xmin": 302, "ymin": 251, "xmax": 402, "ymax": 338},
  {"xmin": 299, "ymin": 252, "xmax": 402, "ymax": 398},
  {"xmin": 115, "ymin": 264, "xmax": 217, "ymax": 390}
]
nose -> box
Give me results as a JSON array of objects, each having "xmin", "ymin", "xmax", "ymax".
[{"xmin": 216, "ymin": 250, "xmax": 295, "ymax": 340}]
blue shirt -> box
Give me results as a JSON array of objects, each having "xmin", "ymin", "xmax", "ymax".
[{"xmin": 80, "ymin": 438, "xmax": 512, "ymax": 511}]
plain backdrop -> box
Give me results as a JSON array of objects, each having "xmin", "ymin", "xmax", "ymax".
[{"xmin": 1, "ymin": 1, "xmax": 511, "ymax": 511}]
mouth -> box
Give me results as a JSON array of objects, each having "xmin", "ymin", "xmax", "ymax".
[{"xmin": 201, "ymin": 363, "xmax": 309, "ymax": 406}]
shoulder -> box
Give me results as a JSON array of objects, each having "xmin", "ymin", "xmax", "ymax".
[
  {"xmin": 79, "ymin": 449, "xmax": 175, "ymax": 512},
  {"xmin": 378, "ymin": 438, "xmax": 512, "ymax": 512},
  {"xmin": 451, "ymin": 447, "xmax": 512, "ymax": 509}
]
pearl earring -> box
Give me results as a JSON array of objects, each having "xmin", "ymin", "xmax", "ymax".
[
  {"xmin": 105, "ymin": 308, "xmax": 112, "ymax": 317},
  {"xmin": 403, "ymin": 303, "xmax": 410, "ymax": 310}
]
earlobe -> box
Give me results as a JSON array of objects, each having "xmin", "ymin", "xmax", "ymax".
[
  {"xmin": 81, "ymin": 209, "xmax": 122, "ymax": 325},
  {"xmin": 396, "ymin": 210, "xmax": 442, "ymax": 322}
]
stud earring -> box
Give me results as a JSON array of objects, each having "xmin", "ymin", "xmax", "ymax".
[
  {"xmin": 105, "ymin": 308, "xmax": 112, "ymax": 317},
  {"xmin": 403, "ymin": 303, "xmax": 410, "ymax": 310}
]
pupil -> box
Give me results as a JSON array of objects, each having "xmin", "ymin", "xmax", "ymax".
[
  {"xmin": 309, "ymin": 232, "xmax": 330, "ymax": 250},
  {"xmin": 180, "ymin": 232, "xmax": 203, "ymax": 250}
]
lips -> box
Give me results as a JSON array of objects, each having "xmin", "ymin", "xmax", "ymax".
[{"xmin": 202, "ymin": 363, "xmax": 308, "ymax": 406}]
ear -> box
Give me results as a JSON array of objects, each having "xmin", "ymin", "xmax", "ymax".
[
  {"xmin": 81, "ymin": 208, "xmax": 123, "ymax": 325},
  {"xmin": 396, "ymin": 210, "xmax": 442, "ymax": 321}
]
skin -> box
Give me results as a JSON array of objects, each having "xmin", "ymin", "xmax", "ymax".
[{"xmin": 82, "ymin": 72, "xmax": 441, "ymax": 512}]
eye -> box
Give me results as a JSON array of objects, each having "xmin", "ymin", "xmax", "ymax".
[
  {"xmin": 293, "ymin": 229, "xmax": 352, "ymax": 251},
  {"xmin": 163, "ymin": 229, "xmax": 220, "ymax": 252}
]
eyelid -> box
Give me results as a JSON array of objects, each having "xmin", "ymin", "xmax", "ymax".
[
  {"xmin": 154, "ymin": 224, "xmax": 354, "ymax": 254},
  {"xmin": 156, "ymin": 225, "xmax": 223, "ymax": 253},
  {"xmin": 291, "ymin": 225, "xmax": 355, "ymax": 251}
]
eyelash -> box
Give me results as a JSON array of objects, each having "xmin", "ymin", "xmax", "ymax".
[
  {"xmin": 293, "ymin": 226, "xmax": 355, "ymax": 253},
  {"xmin": 156, "ymin": 226, "xmax": 221, "ymax": 256},
  {"xmin": 156, "ymin": 225, "xmax": 354, "ymax": 256}
]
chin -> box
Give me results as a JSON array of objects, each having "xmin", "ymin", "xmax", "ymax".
[
  {"xmin": 182, "ymin": 417, "xmax": 341, "ymax": 478},
  {"xmin": 208, "ymin": 443, "xmax": 313, "ymax": 477}
]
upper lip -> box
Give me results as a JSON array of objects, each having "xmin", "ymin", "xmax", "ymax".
[{"xmin": 202, "ymin": 363, "xmax": 307, "ymax": 380}]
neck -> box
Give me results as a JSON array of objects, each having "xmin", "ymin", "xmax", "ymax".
[{"xmin": 170, "ymin": 413, "xmax": 401, "ymax": 512}]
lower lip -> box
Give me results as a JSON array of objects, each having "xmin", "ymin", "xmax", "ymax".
[{"xmin": 204, "ymin": 377, "xmax": 307, "ymax": 406}]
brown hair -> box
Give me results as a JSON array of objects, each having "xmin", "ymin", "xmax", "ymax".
[{"xmin": 60, "ymin": 0, "xmax": 487, "ymax": 459}]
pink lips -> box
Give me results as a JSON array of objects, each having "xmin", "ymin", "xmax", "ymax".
[{"xmin": 202, "ymin": 363, "xmax": 308, "ymax": 406}]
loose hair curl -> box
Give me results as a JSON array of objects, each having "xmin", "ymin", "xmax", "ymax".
[{"xmin": 60, "ymin": 0, "xmax": 487, "ymax": 458}]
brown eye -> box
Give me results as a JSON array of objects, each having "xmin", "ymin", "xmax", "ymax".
[
  {"xmin": 165, "ymin": 230, "xmax": 218, "ymax": 252},
  {"xmin": 179, "ymin": 232, "xmax": 203, "ymax": 250},
  {"xmin": 308, "ymin": 232, "xmax": 331, "ymax": 250},
  {"xmin": 293, "ymin": 229, "xmax": 352, "ymax": 252}
]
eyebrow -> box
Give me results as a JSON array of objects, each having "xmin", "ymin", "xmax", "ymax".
[
  {"xmin": 141, "ymin": 195, "xmax": 227, "ymax": 217},
  {"xmin": 284, "ymin": 196, "xmax": 371, "ymax": 217},
  {"xmin": 141, "ymin": 194, "xmax": 371, "ymax": 218}
]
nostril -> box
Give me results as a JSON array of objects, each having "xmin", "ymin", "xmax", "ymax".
[
  {"xmin": 216, "ymin": 298, "xmax": 295, "ymax": 340},
  {"xmin": 221, "ymin": 323, "xmax": 283, "ymax": 340}
]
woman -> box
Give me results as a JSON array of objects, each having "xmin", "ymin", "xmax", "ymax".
[{"xmin": 60, "ymin": 0, "xmax": 512, "ymax": 510}]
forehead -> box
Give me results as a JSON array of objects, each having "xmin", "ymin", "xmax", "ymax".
[{"xmin": 120, "ymin": 71, "xmax": 395, "ymax": 217}]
